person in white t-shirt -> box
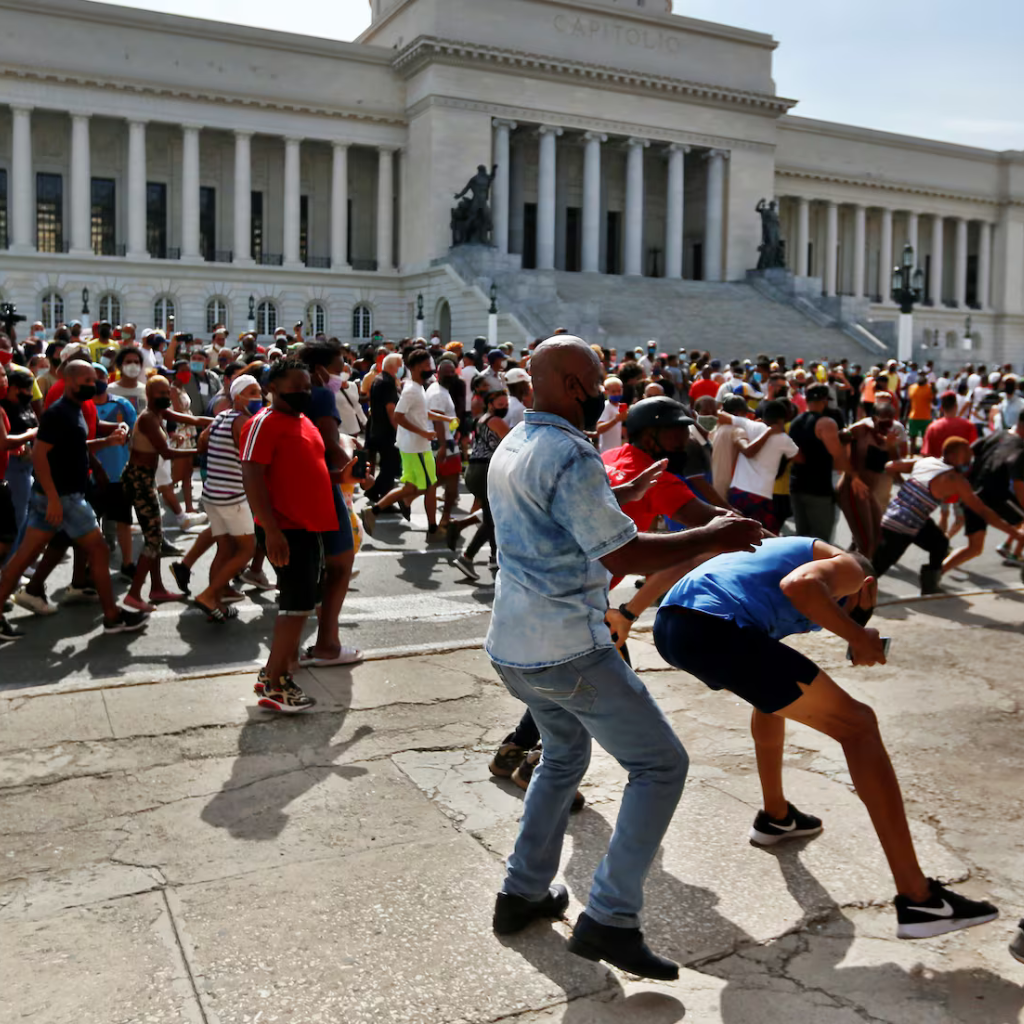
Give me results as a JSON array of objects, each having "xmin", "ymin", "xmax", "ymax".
[
  {"xmin": 360, "ymin": 349, "xmax": 440, "ymax": 538},
  {"xmin": 504, "ymin": 367, "xmax": 532, "ymax": 429},
  {"xmin": 595, "ymin": 376, "xmax": 628, "ymax": 452},
  {"xmin": 726, "ymin": 399, "xmax": 799, "ymax": 533},
  {"xmin": 459, "ymin": 351, "xmax": 480, "ymax": 408},
  {"xmin": 425, "ymin": 359, "xmax": 463, "ymax": 527}
]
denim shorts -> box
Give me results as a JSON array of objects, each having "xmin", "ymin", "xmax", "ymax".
[{"xmin": 26, "ymin": 490, "xmax": 99, "ymax": 540}]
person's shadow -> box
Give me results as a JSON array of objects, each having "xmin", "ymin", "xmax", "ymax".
[{"xmin": 201, "ymin": 670, "xmax": 371, "ymax": 840}]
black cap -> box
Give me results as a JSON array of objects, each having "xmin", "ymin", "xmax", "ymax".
[
  {"xmin": 806, "ymin": 384, "xmax": 830, "ymax": 402},
  {"xmin": 625, "ymin": 397, "xmax": 695, "ymax": 437}
]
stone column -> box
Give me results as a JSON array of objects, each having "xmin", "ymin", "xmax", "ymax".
[
  {"xmin": 492, "ymin": 119, "xmax": 516, "ymax": 255},
  {"xmin": 69, "ymin": 114, "xmax": 92, "ymax": 255},
  {"xmin": 232, "ymin": 131, "xmax": 252, "ymax": 265},
  {"xmin": 331, "ymin": 142, "xmax": 351, "ymax": 271},
  {"xmin": 624, "ymin": 137, "xmax": 648, "ymax": 277},
  {"xmin": 930, "ymin": 214, "xmax": 944, "ymax": 306},
  {"xmin": 795, "ymin": 197, "xmax": 809, "ymax": 277},
  {"xmin": 824, "ymin": 201, "xmax": 838, "ymax": 297},
  {"xmin": 853, "ymin": 204, "xmax": 866, "ymax": 298},
  {"xmin": 581, "ymin": 131, "xmax": 605, "ymax": 274},
  {"xmin": 283, "ymin": 136, "xmax": 302, "ymax": 267},
  {"xmin": 664, "ymin": 144, "xmax": 688, "ymax": 279},
  {"xmin": 879, "ymin": 207, "xmax": 893, "ymax": 301},
  {"xmin": 10, "ymin": 105, "xmax": 33, "ymax": 254},
  {"xmin": 536, "ymin": 125, "xmax": 562, "ymax": 271},
  {"xmin": 954, "ymin": 217, "xmax": 968, "ymax": 308},
  {"xmin": 978, "ymin": 221, "xmax": 992, "ymax": 309},
  {"xmin": 376, "ymin": 145, "xmax": 395, "ymax": 271},
  {"xmin": 703, "ymin": 149, "xmax": 727, "ymax": 282},
  {"xmin": 126, "ymin": 119, "xmax": 148, "ymax": 260},
  {"xmin": 181, "ymin": 124, "xmax": 201, "ymax": 261},
  {"xmin": 906, "ymin": 211, "xmax": 919, "ymax": 254}
]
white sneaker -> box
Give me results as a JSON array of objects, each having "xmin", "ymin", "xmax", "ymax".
[
  {"xmin": 14, "ymin": 589, "xmax": 57, "ymax": 616},
  {"xmin": 175, "ymin": 511, "xmax": 207, "ymax": 528},
  {"xmin": 239, "ymin": 568, "xmax": 276, "ymax": 590}
]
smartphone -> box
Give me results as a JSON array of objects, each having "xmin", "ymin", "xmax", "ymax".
[
  {"xmin": 352, "ymin": 449, "xmax": 369, "ymax": 480},
  {"xmin": 846, "ymin": 637, "xmax": 891, "ymax": 661},
  {"xmin": 178, "ymin": 333, "xmax": 193, "ymax": 343}
]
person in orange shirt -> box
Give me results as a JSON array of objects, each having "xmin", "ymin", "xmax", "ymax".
[
  {"xmin": 860, "ymin": 371, "xmax": 878, "ymax": 417},
  {"xmin": 907, "ymin": 378, "xmax": 935, "ymax": 453}
]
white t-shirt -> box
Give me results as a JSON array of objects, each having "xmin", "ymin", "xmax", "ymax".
[
  {"xmin": 971, "ymin": 386, "xmax": 991, "ymax": 425},
  {"xmin": 425, "ymin": 381, "xmax": 457, "ymax": 443},
  {"xmin": 730, "ymin": 422, "xmax": 799, "ymax": 499},
  {"xmin": 998, "ymin": 395, "xmax": 1024, "ymax": 430},
  {"xmin": 459, "ymin": 364, "xmax": 479, "ymax": 407},
  {"xmin": 507, "ymin": 395, "xmax": 527, "ymax": 430},
  {"xmin": 395, "ymin": 381, "xmax": 432, "ymax": 454},
  {"xmin": 597, "ymin": 400, "xmax": 623, "ymax": 453},
  {"xmin": 967, "ymin": 373, "xmax": 981, "ymax": 392}
]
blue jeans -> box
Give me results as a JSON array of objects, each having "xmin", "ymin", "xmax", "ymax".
[{"xmin": 492, "ymin": 647, "xmax": 688, "ymax": 929}]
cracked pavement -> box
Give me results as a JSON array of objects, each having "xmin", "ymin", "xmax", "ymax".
[{"xmin": 2, "ymin": 593, "xmax": 1023, "ymax": 1023}]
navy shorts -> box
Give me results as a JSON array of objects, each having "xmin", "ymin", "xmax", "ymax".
[
  {"xmin": 321, "ymin": 485, "xmax": 355, "ymax": 558},
  {"xmin": 653, "ymin": 606, "xmax": 819, "ymax": 714}
]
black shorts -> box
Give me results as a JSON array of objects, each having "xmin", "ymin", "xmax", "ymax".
[
  {"xmin": 256, "ymin": 526, "xmax": 323, "ymax": 614},
  {"xmin": 0, "ymin": 481, "xmax": 16, "ymax": 545},
  {"xmin": 94, "ymin": 481, "xmax": 134, "ymax": 525},
  {"xmin": 652, "ymin": 606, "xmax": 819, "ymax": 714},
  {"xmin": 963, "ymin": 496, "xmax": 1024, "ymax": 536}
]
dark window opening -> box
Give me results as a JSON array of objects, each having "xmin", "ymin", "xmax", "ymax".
[
  {"xmin": 200, "ymin": 186, "xmax": 216, "ymax": 262},
  {"xmin": 146, "ymin": 182, "xmax": 167, "ymax": 259},
  {"xmin": 300, "ymin": 195, "xmax": 309, "ymax": 264},
  {"xmin": 0, "ymin": 169, "xmax": 7, "ymax": 249},
  {"xmin": 346, "ymin": 198, "xmax": 353, "ymax": 264},
  {"xmin": 565, "ymin": 207, "xmax": 581, "ymax": 273},
  {"xmin": 251, "ymin": 191, "xmax": 263, "ymax": 262},
  {"xmin": 966, "ymin": 254, "xmax": 979, "ymax": 308},
  {"xmin": 91, "ymin": 178, "xmax": 116, "ymax": 256},
  {"xmin": 692, "ymin": 242, "xmax": 704, "ymax": 282},
  {"xmin": 522, "ymin": 203, "xmax": 537, "ymax": 270},
  {"xmin": 36, "ymin": 173, "xmax": 63, "ymax": 254},
  {"xmin": 605, "ymin": 211, "xmax": 621, "ymax": 276}
]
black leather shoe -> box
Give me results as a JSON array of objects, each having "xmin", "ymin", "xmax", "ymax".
[
  {"xmin": 567, "ymin": 912, "xmax": 679, "ymax": 980},
  {"xmin": 493, "ymin": 884, "xmax": 569, "ymax": 935}
]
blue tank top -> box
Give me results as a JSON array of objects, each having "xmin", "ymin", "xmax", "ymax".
[{"xmin": 662, "ymin": 536, "xmax": 821, "ymax": 640}]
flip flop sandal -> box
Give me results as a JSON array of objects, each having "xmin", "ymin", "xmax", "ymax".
[
  {"xmin": 222, "ymin": 604, "xmax": 239, "ymax": 620},
  {"xmin": 194, "ymin": 599, "xmax": 226, "ymax": 623}
]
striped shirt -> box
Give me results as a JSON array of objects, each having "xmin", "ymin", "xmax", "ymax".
[
  {"xmin": 881, "ymin": 457, "xmax": 950, "ymax": 536},
  {"xmin": 203, "ymin": 409, "xmax": 245, "ymax": 506}
]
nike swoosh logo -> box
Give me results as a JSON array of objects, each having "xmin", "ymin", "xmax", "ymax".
[
  {"xmin": 906, "ymin": 900, "xmax": 954, "ymax": 918},
  {"xmin": 773, "ymin": 821, "xmax": 798, "ymax": 832}
]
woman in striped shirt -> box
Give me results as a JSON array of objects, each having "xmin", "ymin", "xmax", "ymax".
[{"xmin": 192, "ymin": 373, "xmax": 263, "ymax": 622}]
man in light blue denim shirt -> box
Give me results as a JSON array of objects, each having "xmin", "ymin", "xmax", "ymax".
[{"xmin": 487, "ymin": 338, "xmax": 763, "ymax": 980}]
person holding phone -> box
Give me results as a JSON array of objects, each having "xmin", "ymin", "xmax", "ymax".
[{"xmin": 595, "ymin": 375, "xmax": 628, "ymax": 452}]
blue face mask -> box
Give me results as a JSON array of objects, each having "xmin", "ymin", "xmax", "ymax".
[
  {"xmin": 93, "ymin": 380, "xmax": 108, "ymax": 397},
  {"xmin": 189, "ymin": 360, "xmax": 205, "ymax": 374},
  {"xmin": 247, "ymin": 399, "xmax": 264, "ymax": 415}
]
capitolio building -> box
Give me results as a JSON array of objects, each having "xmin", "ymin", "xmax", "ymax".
[{"xmin": 0, "ymin": 0, "xmax": 1021, "ymax": 363}]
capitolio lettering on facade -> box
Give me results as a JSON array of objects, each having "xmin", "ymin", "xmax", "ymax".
[{"xmin": 552, "ymin": 13, "xmax": 683, "ymax": 53}]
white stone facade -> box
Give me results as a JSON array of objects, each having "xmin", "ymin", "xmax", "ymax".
[{"xmin": 0, "ymin": 0, "xmax": 1021, "ymax": 362}]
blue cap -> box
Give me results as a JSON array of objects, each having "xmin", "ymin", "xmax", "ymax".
[{"xmin": 488, "ymin": 349, "xmax": 504, "ymax": 362}]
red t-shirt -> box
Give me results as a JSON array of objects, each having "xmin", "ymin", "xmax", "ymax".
[
  {"xmin": 240, "ymin": 407, "xmax": 337, "ymax": 532},
  {"xmin": 602, "ymin": 444, "xmax": 695, "ymax": 531},
  {"xmin": 688, "ymin": 378, "xmax": 720, "ymax": 404},
  {"xmin": 44, "ymin": 380, "xmax": 97, "ymax": 438},
  {"xmin": 922, "ymin": 416, "xmax": 977, "ymax": 457}
]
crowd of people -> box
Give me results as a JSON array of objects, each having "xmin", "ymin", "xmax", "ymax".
[{"xmin": 2, "ymin": 318, "xmax": 1023, "ymax": 970}]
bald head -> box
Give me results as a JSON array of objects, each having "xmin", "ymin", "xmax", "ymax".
[
  {"xmin": 64, "ymin": 361, "xmax": 95, "ymax": 384},
  {"xmin": 382, "ymin": 353, "xmax": 403, "ymax": 376},
  {"xmin": 530, "ymin": 336, "xmax": 603, "ymax": 429}
]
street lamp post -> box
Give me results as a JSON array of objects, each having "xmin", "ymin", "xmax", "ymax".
[
  {"xmin": 81, "ymin": 287, "xmax": 90, "ymax": 318},
  {"xmin": 415, "ymin": 292, "xmax": 425, "ymax": 340},
  {"xmin": 247, "ymin": 294, "xmax": 256, "ymax": 334},
  {"xmin": 890, "ymin": 242, "xmax": 924, "ymax": 363},
  {"xmin": 963, "ymin": 313, "xmax": 973, "ymax": 351},
  {"xmin": 487, "ymin": 282, "xmax": 498, "ymax": 347}
]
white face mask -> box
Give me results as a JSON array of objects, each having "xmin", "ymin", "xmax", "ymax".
[
  {"xmin": 122, "ymin": 362, "xmax": 142, "ymax": 379},
  {"xmin": 338, "ymin": 370, "xmax": 350, "ymax": 384}
]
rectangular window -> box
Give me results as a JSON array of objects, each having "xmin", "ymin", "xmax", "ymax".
[
  {"xmin": 146, "ymin": 182, "xmax": 167, "ymax": 259},
  {"xmin": 91, "ymin": 178, "xmax": 116, "ymax": 256},
  {"xmin": 251, "ymin": 191, "xmax": 263, "ymax": 262},
  {"xmin": 200, "ymin": 186, "xmax": 216, "ymax": 262},
  {"xmin": 300, "ymin": 195, "xmax": 309, "ymax": 264},
  {"xmin": 605, "ymin": 211, "xmax": 621, "ymax": 276},
  {"xmin": 36, "ymin": 172, "xmax": 63, "ymax": 254},
  {"xmin": 0, "ymin": 169, "xmax": 7, "ymax": 250},
  {"xmin": 346, "ymin": 198, "xmax": 353, "ymax": 264},
  {"xmin": 966, "ymin": 254, "xmax": 979, "ymax": 309},
  {"xmin": 522, "ymin": 203, "xmax": 537, "ymax": 270},
  {"xmin": 565, "ymin": 207, "xmax": 581, "ymax": 273}
]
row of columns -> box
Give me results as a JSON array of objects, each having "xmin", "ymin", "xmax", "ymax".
[
  {"xmin": 791, "ymin": 197, "xmax": 992, "ymax": 309},
  {"xmin": 5, "ymin": 105, "xmax": 397, "ymax": 270},
  {"xmin": 491, "ymin": 119, "xmax": 729, "ymax": 281}
]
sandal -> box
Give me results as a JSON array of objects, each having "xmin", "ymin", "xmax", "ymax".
[{"xmin": 194, "ymin": 598, "xmax": 228, "ymax": 623}]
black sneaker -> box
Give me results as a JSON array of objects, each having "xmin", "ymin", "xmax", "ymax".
[
  {"xmin": 0, "ymin": 615, "xmax": 26, "ymax": 641},
  {"xmin": 920, "ymin": 567, "xmax": 943, "ymax": 596},
  {"xmin": 445, "ymin": 522, "xmax": 461, "ymax": 552},
  {"xmin": 103, "ymin": 609, "xmax": 149, "ymax": 635},
  {"xmin": 451, "ymin": 554, "xmax": 480, "ymax": 581},
  {"xmin": 1010, "ymin": 920, "xmax": 1024, "ymax": 964},
  {"xmin": 254, "ymin": 667, "xmax": 270, "ymax": 696},
  {"xmin": 170, "ymin": 561, "xmax": 192, "ymax": 595},
  {"xmin": 895, "ymin": 878, "xmax": 999, "ymax": 939},
  {"xmin": 160, "ymin": 538, "xmax": 183, "ymax": 557},
  {"xmin": 398, "ymin": 502, "xmax": 412, "ymax": 522},
  {"xmin": 567, "ymin": 912, "xmax": 679, "ymax": 981},
  {"xmin": 488, "ymin": 741, "xmax": 529, "ymax": 778},
  {"xmin": 120, "ymin": 562, "xmax": 136, "ymax": 582},
  {"xmin": 749, "ymin": 803, "xmax": 823, "ymax": 847},
  {"xmin": 257, "ymin": 674, "xmax": 317, "ymax": 713},
  {"xmin": 493, "ymin": 885, "xmax": 569, "ymax": 935}
]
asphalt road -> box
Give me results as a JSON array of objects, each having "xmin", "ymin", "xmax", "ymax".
[{"xmin": 2, "ymin": 487, "xmax": 1022, "ymax": 691}]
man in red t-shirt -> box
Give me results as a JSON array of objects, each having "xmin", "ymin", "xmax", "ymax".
[
  {"xmin": 242, "ymin": 358, "xmax": 339, "ymax": 713},
  {"xmin": 922, "ymin": 391, "xmax": 977, "ymax": 457},
  {"xmin": 688, "ymin": 362, "xmax": 721, "ymax": 405}
]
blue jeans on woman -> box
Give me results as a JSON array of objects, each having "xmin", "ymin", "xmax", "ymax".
[{"xmin": 492, "ymin": 646, "xmax": 688, "ymax": 929}]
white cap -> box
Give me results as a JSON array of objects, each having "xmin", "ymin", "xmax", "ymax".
[
  {"xmin": 989, "ymin": 371, "xmax": 1002, "ymax": 385},
  {"xmin": 505, "ymin": 367, "xmax": 531, "ymax": 385},
  {"xmin": 230, "ymin": 373, "xmax": 260, "ymax": 400},
  {"xmin": 140, "ymin": 327, "xmax": 154, "ymax": 340}
]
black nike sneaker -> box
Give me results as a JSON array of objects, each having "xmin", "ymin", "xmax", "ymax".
[
  {"xmin": 749, "ymin": 803, "xmax": 823, "ymax": 847},
  {"xmin": 895, "ymin": 878, "xmax": 998, "ymax": 939}
]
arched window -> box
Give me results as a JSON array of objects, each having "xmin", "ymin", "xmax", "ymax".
[
  {"xmin": 352, "ymin": 303, "xmax": 372, "ymax": 340},
  {"xmin": 945, "ymin": 330, "xmax": 958, "ymax": 350},
  {"xmin": 99, "ymin": 293, "xmax": 121, "ymax": 326},
  {"xmin": 307, "ymin": 303, "xmax": 327, "ymax": 337},
  {"xmin": 206, "ymin": 298, "xmax": 229, "ymax": 334},
  {"xmin": 256, "ymin": 300, "xmax": 277, "ymax": 337},
  {"xmin": 41, "ymin": 291, "xmax": 64, "ymax": 331},
  {"xmin": 153, "ymin": 296, "xmax": 175, "ymax": 331}
]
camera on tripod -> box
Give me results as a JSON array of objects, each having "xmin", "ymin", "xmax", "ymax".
[{"xmin": 0, "ymin": 303, "xmax": 27, "ymax": 337}]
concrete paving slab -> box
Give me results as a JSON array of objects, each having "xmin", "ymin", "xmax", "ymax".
[{"xmin": 0, "ymin": 689, "xmax": 113, "ymax": 754}]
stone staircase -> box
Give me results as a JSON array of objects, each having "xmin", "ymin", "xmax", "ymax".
[{"xmin": 441, "ymin": 247, "xmax": 894, "ymax": 363}]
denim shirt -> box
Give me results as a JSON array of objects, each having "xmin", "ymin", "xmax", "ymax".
[{"xmin": 485, "ymin": 410, "xmax": 638, "ymax": 668}]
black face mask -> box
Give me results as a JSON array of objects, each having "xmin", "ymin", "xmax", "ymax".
[
  {"xmin": 279, "ymin": 391, "xmax": 312, "ymax": 416},
  {"xmin": 151, "ymin": 395, "xmax": 172, "ymax": 410},
  {"xmin": 17, "ymin": 391, "xmax": 32, "ymax": 405},
  {"xmin": 74, "ymin": 384, "xmax": 97, "ymax": 402},
  {"xmin": 579, "ymin": 390, "xmax": 606, "ymax": 432},
  {"xmin": 665, "ymin": 450, "xmax": 690, "ymax": 477},
  {"xmin": 420, "ymin": 370, "xmax": 434, "ymax": 385},
  {"xmin": 491, "ymin": 407, "xmax": 508, "ymax": 418}
]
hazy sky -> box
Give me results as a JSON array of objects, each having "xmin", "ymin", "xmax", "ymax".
[{"xmin": 101, "ymin": 0, "xmax": 1023, "ymax": 150}]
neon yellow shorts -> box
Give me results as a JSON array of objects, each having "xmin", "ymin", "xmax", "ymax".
[{"xmin": 400, "ymin": 450, "xmax": 438, "ymax": 490}]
